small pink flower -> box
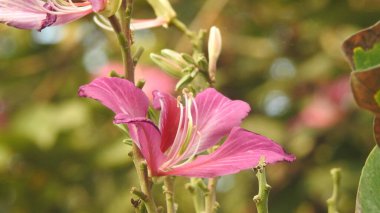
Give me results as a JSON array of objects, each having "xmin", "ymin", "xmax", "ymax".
[
  {"xmin": 79, "ymin": 77, "xmax": 295, "ymax": 178},
  {"xmin": 0, "ymin": 0, "xmax": 167, "ymax": 31},
  {"xmin": 295, "ymin": 76, "xmax": 351, "ymax": 129}
]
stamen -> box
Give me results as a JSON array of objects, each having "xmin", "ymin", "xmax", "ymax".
[
  {"xmin": 160, "ymin": 89, "xmax": 201, "ymax": 171},
  {"xmin": 171, "ymin": 131, "xmax": 202, "ymax": 169}
]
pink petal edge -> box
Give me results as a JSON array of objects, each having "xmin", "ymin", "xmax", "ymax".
[
  {"xmin": 165, "ymin": 127, "xmax": 295, "ymax": 178},
  {"xmin": 78, "ymin": 77, "xmax": 149, "ymax": 119}
]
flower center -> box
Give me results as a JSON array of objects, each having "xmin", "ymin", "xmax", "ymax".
[{"xmin": 160, "ymin": 89, "xmax": 203, "ymax": 171}]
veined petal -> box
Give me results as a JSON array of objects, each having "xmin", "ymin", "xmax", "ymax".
[
  {"xmin": 0, "ymin": 0, "xmax": 93, "ymax": 30},
  {"xmin": 78, "ymin": 77, "xmax": 149, "ymax": 119},
  {"xmin": 0, "ymin": 0, "xmax": 47, "ymax": 30},
  {"xmin": 152, "ymin": 91, "xmax": 180, "ymax": 152},
  {"xmin": 126, "ymin": 119, "xmax": 166, "ymax": 175},
  {"xmin": 189, "ymin": 88, "xmax": 251, "ymax": 155},
  {"xmin": 53, "ymin": 10, "xmax": 92, "ymax": 27},
  {"xmin": 165, "ymin": 127, "xmax": 295, "ymax": 178}
]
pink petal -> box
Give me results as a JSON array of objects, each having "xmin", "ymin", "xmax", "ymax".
[
  {"xmin": 78, "ymin": 77, "xmax": 149, "ymax": 119},
  {"xmin": 53, "ymin": 10, "xmax": 92, "ymax": 27},
  {"xmin": 130, "ymin": 17, "xmax": 167, "ymax": 30},
  {"xmin": 88, "ymin": 0, "xmax": 106, "ymax": 12},
  {"xmin": 190, "ymin": 88, "xmax": 251, "ymax": 154},
  {"xmin": 0, "ymin": 1, "xmax": 47, "ymax": 30},
  {"xmin": 0, "ymin": 1, "xmax": 92, "ymax": 30},
  {"xmin": 152, "ymin": 91, "xmax": 180, "ymax": 152},
  {"xmin": 125, "ymin": 118, "xmax": 166, "ymax": 175},
  {"xmin": 165, "ymin": 127, "xmax": 295, "ymax": 178}
]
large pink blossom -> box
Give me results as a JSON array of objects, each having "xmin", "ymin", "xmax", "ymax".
[
  {"xmin": 79, "ymin": 77, "xmax": 295, "ymax": 178},
  {"xmin": 0, "ymin": 0, "xmax": 167, "ymax": 31}
]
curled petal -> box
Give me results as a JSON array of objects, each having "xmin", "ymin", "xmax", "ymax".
[
  {"xmin": 125, "ymin": 119, "xmax": 166, "ymax": 175},
  {"xmin": 152, "ymin": 91, "xmax": 180, "ymax": 152},
  {"xmin": 165, "ymin": 127, "xmax": 295, "ymax": 178},
  {"xmin": 78, "ymin": 77, "xmax": 149, "ymax": 119}
]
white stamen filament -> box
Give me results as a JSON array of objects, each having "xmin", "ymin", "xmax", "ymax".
[
  {"xmin": 93, "ymin": 15, "xmax": 113, "ymax": 31},
  {"xmin": 160, "ymin": 90, "xmax": 202, "ymax": 171}
]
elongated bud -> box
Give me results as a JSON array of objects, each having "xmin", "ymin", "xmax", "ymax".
[
  {"xmin": 208, "ymin": 26, "xmax": 222, "ymax": 83},
  {"xmin": 99, "ymin": 0, "xmax": 122, "ymax": 17},
  {"xmin": 161, "ymin": 49, "xmax": 188, "ymax": 67},
  {"xmin": 150, "ymin": 53, "xmax": 183, "ymax": 78},
  {"xmin": 146, "ymin": 0, "xmax": 176, "ymax": 24}
]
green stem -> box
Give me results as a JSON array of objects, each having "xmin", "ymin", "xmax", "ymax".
[
  {"xmin": 170, "ymin": 18, "xmax": 204, "ymax": 53},
  {"xmin": 163, "ymin": 176, "xmax": 176, "ymax": 213},
  {"xmin": 108, "ymin": 15, "xmax": 128, "ymax": 78},
  {"xmin": 253, "ymin": 158, "xmax": 271, "ymax": 213},
  {"xmin": 186, "ymin": 178, "xmax": 205, "ymax": 213},
  {"xmin": 124, "ymin": 0, "xmax": 135, "ymax": 81},
  {"xmin": 205, "ymin": 178, "xmax": 218, "ymax": 213},
  {"xmin": 327, "ymin": 168, "xmax": 341, "ymax": 213},
  {"xmin": 131, "ymin": 144, "xmax": 158, "ymax": 213}
]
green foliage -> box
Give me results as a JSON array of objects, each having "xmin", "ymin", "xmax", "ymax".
[
  {"xmin": 356, "ymin": 146, "xmax": 380, "ymax": 212},
  {"xmin": 353, "ymin": 43, "xmax": 380, "ymax": 71}
]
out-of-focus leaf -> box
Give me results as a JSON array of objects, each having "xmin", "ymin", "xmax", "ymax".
[
  {"xmin": 12, "ymin": 100, "xmax": 89, "ymax": 149},
  {"xmin": 350, "ymin": 69, "xmax": 380, "ymax": 113},
  {"xmin": 342, "ymin": 21, "xmax": 380, "ymax": 69},
  {"xmin": 343, "ymin": 21, "xmax": 380, "ymax": 146},
  {"xmin": 356, "ymin": 146, "xmax": 380, "ymax": 213}
]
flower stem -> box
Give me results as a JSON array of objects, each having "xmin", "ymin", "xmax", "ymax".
[
  {"xmin": 186, "ymin": 178, "xmax": 205, "ymax": 213},
  {"xmin": 327, "ymin": 168, "xmax": 341, "ymax": 213},
  {"xmin": 253, "ymin": 158, "xmax": 271, "ymax": 213},
  {"xmin": 163, "ymin": 176, "xmax": 176, "ymax": 213},
  {"xmin": 108, "ymin": 15, "xmax": 129, "ymax": 78},
  {"xmin": 205, "ymin": 177, "xmax": 218, "ymax": 213},
  {"xmin": 170, "ymin": 18, "xmax": 204, "ymax": 53},
  {"xmin": 131, "ymin": 144, "xmax": 158, "ymax": 213}
]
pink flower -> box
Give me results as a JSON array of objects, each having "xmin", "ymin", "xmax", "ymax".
[
  {"xmin": 0, "ymin": 0, "xmax": 167, "ymax": 31},
  {"xmin": 79, "ymin": 77, "xmax": 295, "ymax": 178},
  {"xmin": 295, "ymin": 76, "xmax": 351, "ymax": 129}
]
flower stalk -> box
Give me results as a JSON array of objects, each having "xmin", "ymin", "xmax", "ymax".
[
  {"xmin": 163, "ymin": 176, "xmax": 176, "ymax": 213},
  {"xmin": 205, "ymin": 177, "xmax": 218, "ymax": 213},
  {"xmin": 186, "ymin": 178, "xmax": 205, "ymax": 213},
  {"xmin": 327, "ymin": 168, "xmax": 341, "ymax": 213},
  {"xmin": 253, "ymin": 157, "xmax": 271, "ymax": 213},
  {"xmin": 170, "ymin": 18, "xmax": 205, "ymax": 53},
  {"xmin": 131, "ymin": 144, "xmax": 158, "ymax": 213}
]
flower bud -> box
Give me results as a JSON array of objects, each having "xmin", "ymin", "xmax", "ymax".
[
  {"xmin": 146, "ymin": 0, "xmax": 177, "ymax": 23},
  {"xmin": 150, "ymin": 53, "xmax": 183, "ymax": 78},
  {"xmin": 161, "ymin": 49, "xmax": 188, "ymax": 67},
  {"xmin": 208, "ymin": 26, "xmax": 222, "ymax": 83}
]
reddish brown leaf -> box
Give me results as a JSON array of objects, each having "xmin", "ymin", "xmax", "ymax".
[
  {"xmin": 351, "ymin": 68, "xmax": 380, "ymax": 113},
  {"xmin": 342, "ymin": 21, "xmax": 380, "ymax": 69}
]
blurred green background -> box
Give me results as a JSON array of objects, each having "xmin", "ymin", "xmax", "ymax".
[{"xmin": 0, "ymin": 0, "xmax": 379, "ymax": 212}]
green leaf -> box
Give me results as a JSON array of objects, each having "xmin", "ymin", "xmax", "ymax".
[
  {"xmin": 353, "ymin": 43, "xmax": 380, "ymax": 70},
  {"xmin": 356, "ymin": 146, "xmax": 380, "ymax": 212},
  {"xmin": 375, "ymin": 90, "xmax": 380, "ymax": 107}
]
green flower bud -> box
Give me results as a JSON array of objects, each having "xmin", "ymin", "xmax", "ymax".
[{"xmin": 146, "ymin": 0, "xmax": 177, "ymax": 23}]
